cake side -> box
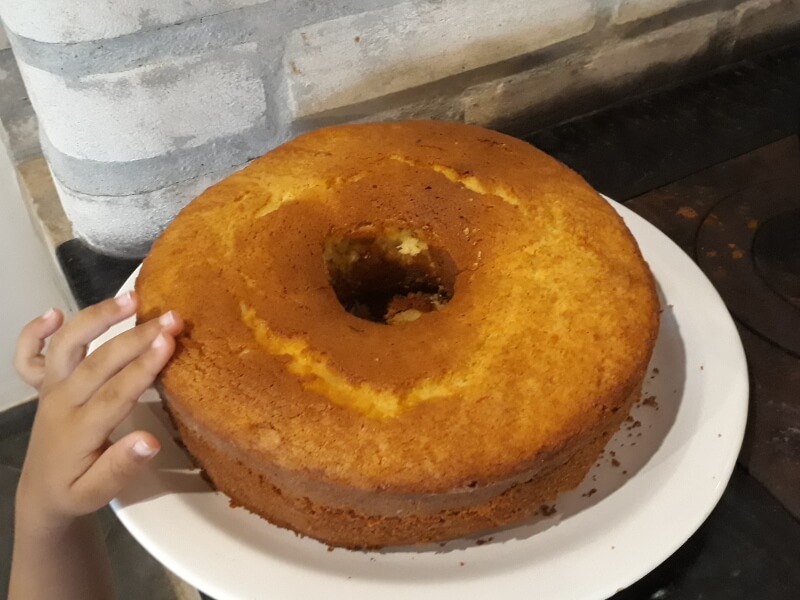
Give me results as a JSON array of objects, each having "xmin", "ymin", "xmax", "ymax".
[{"xmin": 160, "ymin": 383, "xmax": 643, "ymax": 548}]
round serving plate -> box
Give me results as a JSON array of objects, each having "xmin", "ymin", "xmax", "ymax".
[{"xmin": 92, "ymin": 199, "xmax": 748, "ymax": 600}]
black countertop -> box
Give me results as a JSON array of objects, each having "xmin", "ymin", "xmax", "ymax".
[{"xmin": 56, "ymin": 42, "xmax": 800, "ymax": 599}]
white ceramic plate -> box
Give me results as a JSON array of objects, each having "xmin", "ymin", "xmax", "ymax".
[{"xmin": 94, "ymin": 200, "xmax": 748, "ymax": 600}]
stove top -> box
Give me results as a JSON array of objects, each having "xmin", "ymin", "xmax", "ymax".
[{"xmin": 628, "ymin": 136, "xmax": 800, "ymax": 519}]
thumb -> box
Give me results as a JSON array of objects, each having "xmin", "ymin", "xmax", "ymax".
[{"xmin": 71, "ymin": 431, "xmax": 160, "ymax": 514}]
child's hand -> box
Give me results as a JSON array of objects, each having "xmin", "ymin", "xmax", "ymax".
[{"xmin": 13, "ymin": 292, "xmax": 183, "ymax": 531}]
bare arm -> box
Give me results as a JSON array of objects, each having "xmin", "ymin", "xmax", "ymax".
[
  {"xmin": 11, "ymin": 515, "xmax": 116, "ymax": 600},
  {"xmin": 9, "ymin": 294, "xmax": 183, "ymax": 600}
]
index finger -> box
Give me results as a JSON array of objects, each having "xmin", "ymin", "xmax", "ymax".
[
  {"xmin": 14, "ymin": 308, "xmax": 64, "ymax": 389},
  {"xmin": 44, "ymin": 293, "xmax": 138, "ymax": 389}
]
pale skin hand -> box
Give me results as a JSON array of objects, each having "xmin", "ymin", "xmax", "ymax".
[{"xmin": 9, "ymin": 292, "xmax": 183, "ymax": 600}]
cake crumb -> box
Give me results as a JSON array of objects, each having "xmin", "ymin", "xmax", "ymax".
[
  {"xmin": 582, "ymin": 488, "xmax": 598, "ymax": 498},
  {"xmin": 475, "ymin": 537, "xmax": 494, "ymax": 546},
  {"xmin": 396, "ymin": 235, "xmax": 428, "ymax": 256},
  {"xmin": 540, "ymin": 504, "xmax": 557, "ymax": 517},
  {"xmin": 642, "ymin": 395, "xmax": 658, "ymax": 408},
  {"xmin": 676, "ymin": 206, "xmax": 698, "ymax": 219},
  {"xmin": 611, "ymin": 458, "xmax": 621, "ymax": 467},
  {"xmin": 460, "ymin": 562, "xmax": 465, "ymax": 567},
  {"xmin": 327, "ymin": 546, "xmax": 335, "ymax": 552}
]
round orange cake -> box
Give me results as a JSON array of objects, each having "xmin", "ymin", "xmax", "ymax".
[{"xmin": 136, "ymin": 120, "xmax": 659, "ymax": 549}]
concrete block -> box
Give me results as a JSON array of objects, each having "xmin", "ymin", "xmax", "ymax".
[
  {"xmin": 39, "ymin": 119, "xmax": 271, "ymax": 196},
  {"xmin": 465, "ymin": 14, "xmax": 719, "ymax": 128},
  {"xmin": 17, "ymin": 43, "xmax": 266, "ymax": 163},
  {"xmin": 351, "ymin": 96, "xmax": 465, "ymax": 128},
  {"xmin": 463, "ymin": 58, "xmax": 586, "ymax": 130},
  {"xmin": 613, "ymin": 0, "xmax": 710, "ymax": 25},
  {"xmin": 0, "ymin": 0, "xmax": 270, "ymax": 43},
  {"xmin": 285, "ymin": 0, "xmax": 595, "ymax": 119},
  {"xmin": 2, "ymin": 0, "xmax": 400, "ymax": 79},
  {"xmin": 0, "ymin": 22, "xmax": 9, "ymax": 50},
  {"xmin": 52, "ymin": 166, "xmax": 237, "ymax": 258},
  {"xmin": 0, "ymin": 48, "xmax": 40, "ymax": 162},
  {"xmin": 293, "ymin": 92, "xmax": 466, "ymax": 137},
  {"xmin": 734, "ymin": 0, "xmax": 800, "ymax": 42},
  {"xmin": 585, "ymin": 13, "xmax": 720, "ymax": 81}
]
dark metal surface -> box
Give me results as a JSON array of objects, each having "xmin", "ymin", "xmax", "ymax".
[
  {"xmin": 526, "ymin": 43, "xmax": 800, "ymax": 201},
  {"xmin": 754, "ymin": 208, "xmax": 800, "ymax": 309},
  {"xmin": 696, "ymin": 180, "xmax": 800, "ymax": 357},
  {"xmin": 628, "ymin": 137, "xmax": 800, "ymax": 521},
  {"xmin": 56, "ymin": 238, "xmax": 140, "ymax": 309}
]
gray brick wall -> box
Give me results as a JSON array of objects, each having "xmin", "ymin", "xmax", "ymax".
[
  {"xmin": 0, "ymin": 0, "xmax": 798, "ymax": 257},
  {"xmin": 0, "ymin": 20, "xmax": 39, "ymax": 162}
]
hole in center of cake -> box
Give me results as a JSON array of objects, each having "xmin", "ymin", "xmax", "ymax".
[{"xmin": 324, "ymin": 224, "xmax": 456, "ymax": 324}]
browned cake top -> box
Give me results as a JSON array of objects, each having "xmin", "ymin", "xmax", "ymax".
[{"xmin": 137, "ymin": 120, "xmax": 659, "ymax": 494}]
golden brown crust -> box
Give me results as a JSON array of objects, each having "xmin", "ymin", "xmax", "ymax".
[
  {"xmin": 137, "ymin": 120, "xmax": 659, "ymax": 546},
  {"xmin": 162, "ymin": 384, "xmax": 641, "ymax": 548}
]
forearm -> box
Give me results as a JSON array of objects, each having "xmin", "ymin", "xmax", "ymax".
[{"xmin": 9, "ymin": 512, "xmax": 115, "ymax": 600}]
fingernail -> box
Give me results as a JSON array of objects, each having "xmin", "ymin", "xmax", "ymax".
[
  {"xmin": 116, "ymin": 292, "xmax": 134, "ymax": 308},
  {"xmin": 133, "ymin": 439, "xmax": 158, "ymax": 458},
  {"xmin": 151, "ymin": 332, "xmax": 169, "ymax": 349},
  {"xmin": 158, "ymin": 311, "xmax": 176, "ymax": 328},
  {"xmin": 41, "ymin": 308, "xmax": 56, "ymax": 320}
]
